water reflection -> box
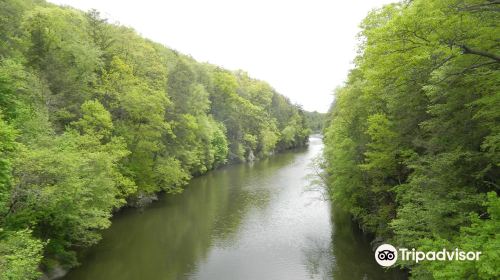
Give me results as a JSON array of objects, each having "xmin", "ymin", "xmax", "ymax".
[
  {"xmin": 64, "ymin": 137, "xmax": 405, "ymax": 280},
  {"xmin": 329, "ymin": 206, "xmax": 406, "ymax": 280}
]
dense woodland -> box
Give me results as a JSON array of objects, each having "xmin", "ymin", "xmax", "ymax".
[
  {"xmin": 304, "ymin": 111, "xmax": 325, "ymax": 134},
  {"xmin": 323, "ymin": 0, "xmax": 499, "ymax": 279},
  {"xmin": 0, "ymin": 0, "xmax": 310, "ymax": 278}
]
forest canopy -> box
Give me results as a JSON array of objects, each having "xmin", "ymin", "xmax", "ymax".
[
  {"xmin": 304, "ymin": 111, "xmax": 325, "ymax": 134},
  {"xmin": 0, "ymin": 0, "xmax": 310, "ymax": 278},
  {"xmin": 323, "ymin": 0, "xmax": 499, "ymax": 279}
]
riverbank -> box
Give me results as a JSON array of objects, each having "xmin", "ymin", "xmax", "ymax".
[
  {"xmin": 40, "ymin": 139, "xmax": 310, "ymax": 279},
  {"xmin": 61, "ymin": 136, "xmax": 404, "ymax": 280}
]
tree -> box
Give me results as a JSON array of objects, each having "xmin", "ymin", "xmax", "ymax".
[
  {"xmin": 323, "ymin": 0, "xmax": 499, "ymax": 278},
  {"xmin": 0, "ymin": 229, "xmax": 44, "ymax": 280},
  {"xmin": 0, "ymin": 0, "xmax": 312, "ymax": 276}
]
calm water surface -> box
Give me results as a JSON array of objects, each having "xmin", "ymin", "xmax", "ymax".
[{"xmin": 64, "ymin": 137, "xmax": 404, "ymax": 280}]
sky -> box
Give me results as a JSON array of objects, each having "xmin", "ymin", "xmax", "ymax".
[{"xmin": 48, "ymin": 0, "xmax": 394, "ymax": 113}]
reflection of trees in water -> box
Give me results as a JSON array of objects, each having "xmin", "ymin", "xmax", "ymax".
[
  {"xmin": 65, "ymin": 149, "xmax": 299, "ymax": 280},
  {"xmin": 304, "ymin": 152, "xmax": 405, "ymax": 280},
  {"xmin": 302, "ymin": 235, "xmax": 334, "ymax": 280},
  {"xmin": 211, "ymin": 151, "xmax": 296, "ymax": 245},
  {"xmin": 301, "ymin": 151, "xmax": 334, "ymax": 280},
  {"xmin": 330, "ymin": 206, "xmax": 406, "ymax": 280}
]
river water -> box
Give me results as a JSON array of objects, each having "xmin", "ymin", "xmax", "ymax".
[{"xmin": 64, "ymin": 136, "xmax": 404, "ymax": 280}]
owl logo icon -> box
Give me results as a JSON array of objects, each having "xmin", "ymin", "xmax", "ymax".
[{"xmin": 375, "ymin": 244, "xmax": 398, "ymax": 267}]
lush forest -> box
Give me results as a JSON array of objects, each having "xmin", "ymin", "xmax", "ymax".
[
  {"xmin": 304, "ymin": 111, "xmax": 326, "ymax": 134},
  {"xmin": 323, "ymin": 0, "xmax": 499, "ymax": 279},
  {"xmin": 0, "ymin": 0, "xmax": 310, "ymax": 278}
]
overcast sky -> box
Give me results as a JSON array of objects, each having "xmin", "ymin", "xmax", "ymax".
[{"xmin": 48, "ymin": 0, "xmax": 394, "ymax": 113}]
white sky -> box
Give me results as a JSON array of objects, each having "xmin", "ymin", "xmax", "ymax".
[{"xmin": 48, "ymin": 0, "xmax": 394, "ymax": 113}]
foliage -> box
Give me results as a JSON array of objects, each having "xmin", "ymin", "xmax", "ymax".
[
  {"xmin": 304, "ymin": 111, "xmax": 325, "ymax": 133},
  {"xmin": 0, "ymin": 229, "xmax": 44, "ymax": 280},
  {"xmin": 0, "ymin": 0, "xmax": 311, "ymax": 277},
  {"xmin": 323, "ymin": 0, "xmax": 499, "ymax": 278},
  {"xmin": 414, "ymin": 192, "xmax": 500, "ymax": 279}
]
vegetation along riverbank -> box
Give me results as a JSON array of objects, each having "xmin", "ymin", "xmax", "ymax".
[
  {"xmin": 323, "ymin": 0, "xmax": 499, "ymax": 279},
  {"xmin": 0, "ymin": 1, "xmax": 311, "ymax": 278}
]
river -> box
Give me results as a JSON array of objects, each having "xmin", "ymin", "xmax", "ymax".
[{"xmin": 64, "ymin": 136, "xmax": 404, "ymax": 280}]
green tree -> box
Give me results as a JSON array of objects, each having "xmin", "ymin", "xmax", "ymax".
[
  {"xmin": 0, "ymin": 0, "xmax": 312, "ymax": 276},
  {"xmin": 323, "ymin": 1, "xmax": 499, "ymax": 278},
  {"xmin": 0, "ymin": 229, "xmax": 44, "ymax": 280}
]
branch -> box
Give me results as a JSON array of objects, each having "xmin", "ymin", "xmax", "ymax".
[
  {"xmin": 431, "ymin": 55, "xmax": 456, "ymax": 72},
  {"xmin": 459, "ymin": 0, "xmax": 500, "ymax": 11},
  {"xmin": 460, "ymin": 45, "xmax": 500, "ymax": 62},
  {"xmin": 433, "ymin": 61, "xmax": 497, "ymax": 84}
]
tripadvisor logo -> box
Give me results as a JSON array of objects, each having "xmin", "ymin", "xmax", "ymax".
[
  {"xmin": 375, "ymin": 244, "xmax": 398, "ymax": 267},
  {"xmin": 374, "ymin": 244, "xmax": 482, "ymax": 267}
]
